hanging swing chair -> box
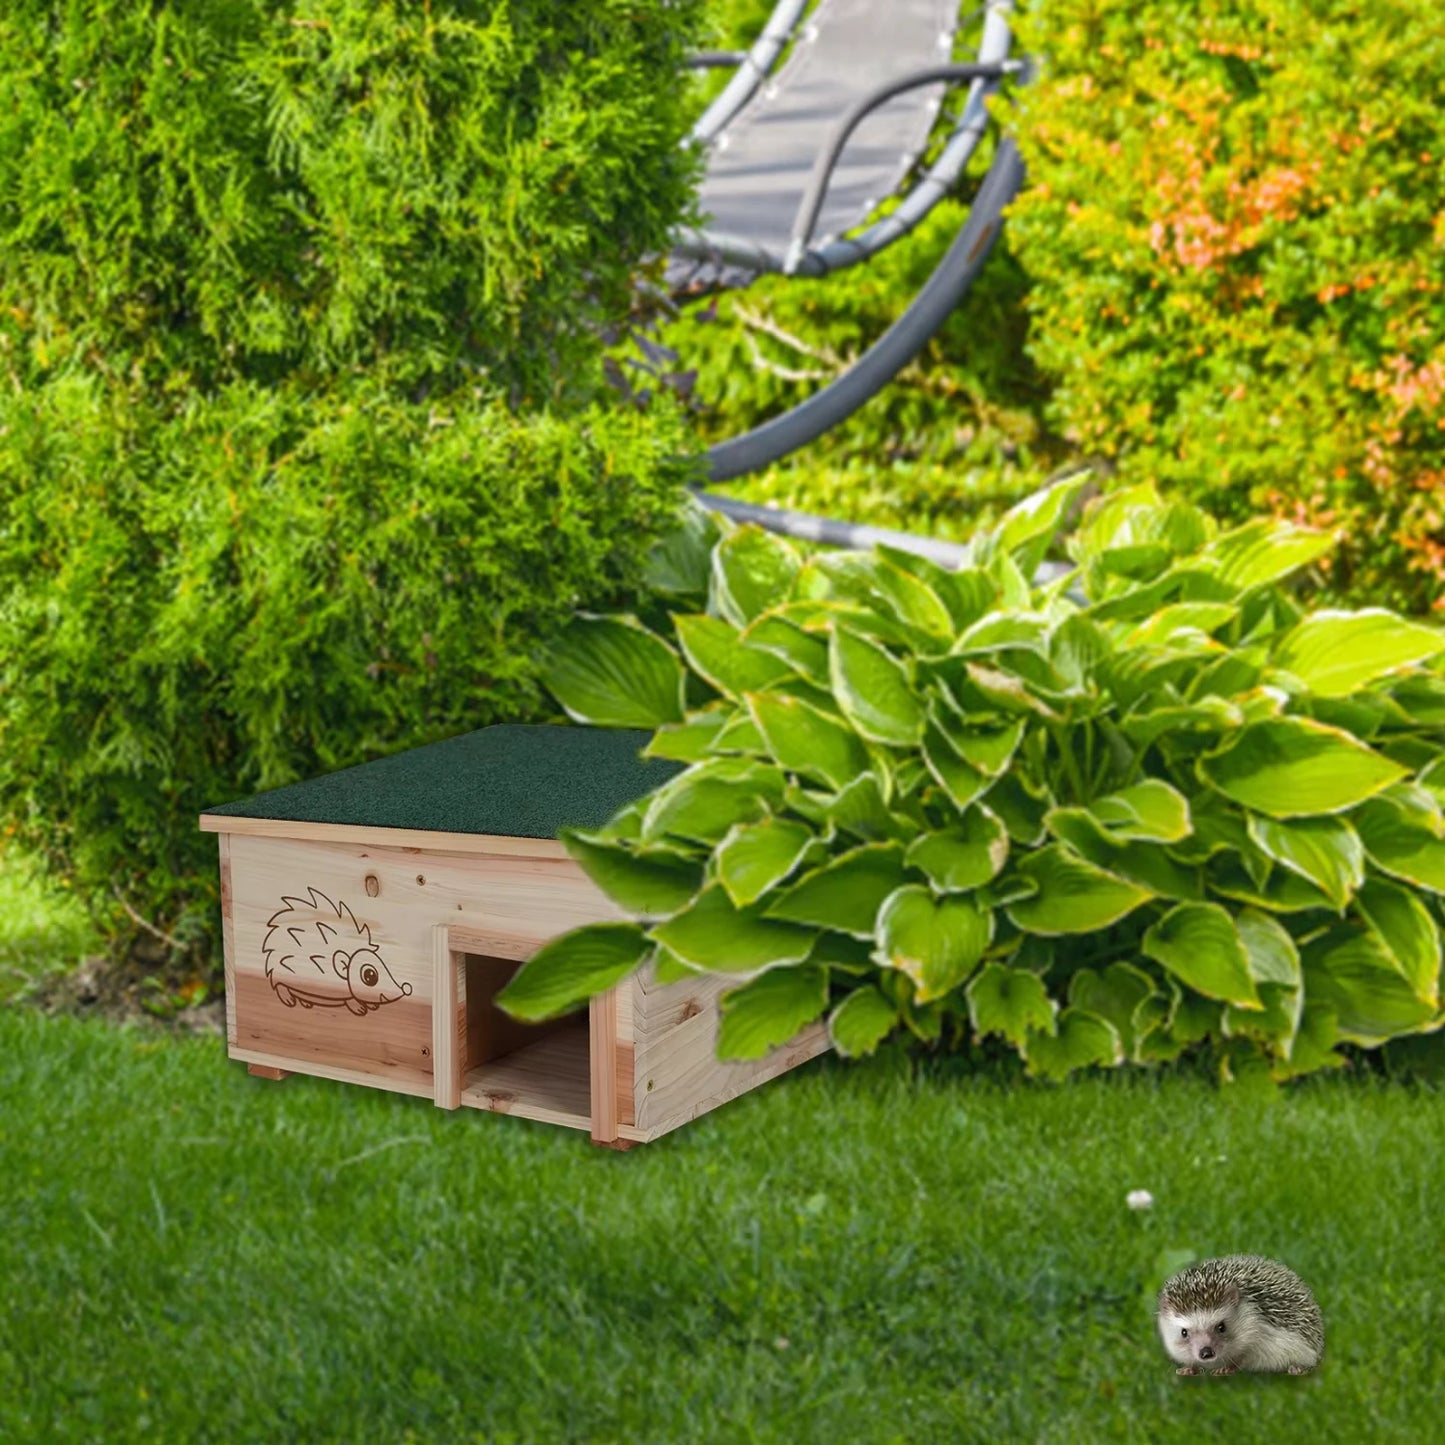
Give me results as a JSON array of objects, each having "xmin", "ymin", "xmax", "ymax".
[{"xmin": 669, "ymin": 0, "xmax": 1030, "ymax": 567}]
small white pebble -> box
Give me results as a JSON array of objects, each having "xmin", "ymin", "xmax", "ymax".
[
  {"xmin": 774, "ymin": 1336, "xmax": 790, "ymax": 1351},
  {"xmin": 1127, "ymin": 1189, "xmax": 1154, "ymax": 1211}
]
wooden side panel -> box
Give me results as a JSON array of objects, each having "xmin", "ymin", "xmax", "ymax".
[
  {"xmin": 227, "ymin": 833, "xmax": 626, "ymax": 1096},
  {"xmin": 630, "ymin": 957, "xmax": 832, "ymax": 1138}
]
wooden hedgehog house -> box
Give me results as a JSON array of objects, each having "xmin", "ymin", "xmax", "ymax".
[{"xmin": 200, "ymin": 724, "xmax": 830, "ymax": 1147}]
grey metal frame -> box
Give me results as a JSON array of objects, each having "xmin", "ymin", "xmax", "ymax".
[
  {"xmin": 696, "ymin": 134, "xmax": 1025, "ymax": 487},
  {"xmin": 675, "ymin": 1, "xmax": 1032, "ymax": 567},
  {"xmin": 674, "ymin": 1, "xmax": 1016, "ymax": 279}
]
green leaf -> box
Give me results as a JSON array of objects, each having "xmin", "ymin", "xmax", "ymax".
[
  {"xmin": 825, "ymin": 772, "xmax": 911, "ymax": 842},
  {"xmin": 541, "ymin": 614, "xmax": 684, "ymax": 727},
  {"xmin": 652, "ymin": 944, "xmax": 703, "ymax": 985},
  {"xmin": 1068, "ymin": 962, "xmax": 1157, "ymax": 1058},
  {"xmin": 905, "ymin": 806, "xmax": 1010, "ymax": 892},
  {"xmin": 1022, "ymin": 1008, "xmax": 1123, "ymax": 1081},
  {"xmin": 740, "ymin": 613, "xmax": 830, "ymax": 684},
  {"xmin": 1006, "ymin": 845, "xmax": 1153, "ymax": 935},
  {"xmin": 705, "ymin": 708, "xmax": 769, "ymax": 756},
  {"xmin": 921, "ymin": 711, "xmax": 989, "ymax": 809},
  {"xmin": 642, "ymin": 494, "xmax": 722, "ymax": 598},
  {"xmin": 1274, "ymin": 1002, "xmax": 1349, "ymax": 1078},
  {"xmin": 1223, "ymin": 982, "xmax": 1303, "ymax": 1054},
  {"xmin": 673, "ymin": 613, "xmax": 793, "ymax": 697},
  {"xmin": 712, "ymin": 525, "xmax": 802, "ymax": 627},
  {"xmin": 1353, "ymin": 794, "xmax": 1445, "ymax": 892},
  {"xmin": 1355, "ymin": 877, "xmax": 1441, "ymax": 1005},
  {"xmin": 717, "ymin": 965, "xmax": 829, "ymax": 1060},
  {"xmin": 1197, "ymin": 718, "xmax": 1407, "ymax": 818},
  {"xmin": 1273, "ymin": 609, "xmax": 1445, "ymax": 697},
  {"xmin": 876, "ymin": 886, "xmax": 993, "ymax": 1003},
  {"xmin": 1044, "ymin": 808, "xmax": 1201, "ymax": 900},
  {"xmin": 495, "ymin": 922, "xmax": 650, "ymax": 1022},
  {"xmin": 966, "ymin": 962, "xmax": 1057, "ymax": 1048},
  {"xmin": 558, "ymin": 828, "xmax": 704, "ymax": 916},
  {"xmin": 649, "ymin": 886, "xmax": 817, "ymax": 972},
  {"xmin": 1245, "ymin": 813, "xmax": 1364, "ymax": 910},
  {"xmin": 986, "ymin": 773, "xmax": 1053, "ymax": 845},
  {"xmin": 747, "ymin": 690, "xmax": 870, "ymax": 791},
  {"xmin": 828, "ymin": 624, "xmax": 925, "ymax": 746},
  {"xmin": 641, "ymin": 758, "xmax": 784, "ymax": 845},
  {"xmin": 792, "ymin": 552, "xmax": 952, "ymax": 643},
  {"xmin": 828, "ymin": 986, "xmax": 899, "ymax": 1058},
  {"xmin": 715, "ymin": 816, "xmax": 818, "ymax": 908},
  {"xmin": 644, "ymin": 706, "xmax": 731, "ymax": 762},
  {"xmin": 1237, "ymin": 907, "xmax": 1301, "ymax": 987},
  {"xmin": 1201, "ymin": 520, "xmax": 1335, "ymax": 590},
  {"xmin": 764, "ymin": 842, "xmax": 909, "ymax": 937},
  {"xmin": 931, "ymin": 710, "xmax": 1026, "ymax": 777},
  {"xmin": 1304, "ymin": 927, "xmax": 1440, "ymax": 1045},
  {"xmin": 1142, "ymin": 903, "xmax": 1262, "ymax": 1009},
  {"xmin": 1091, "ymin": 780, "xmax": 1193, "ymax": 842},
  {"xmin": 992, "ymin": 473, "xmax": 1091, "ymax": 576}
]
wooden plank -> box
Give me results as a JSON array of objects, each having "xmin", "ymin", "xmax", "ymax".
[
  {"xmin": 232, "ymin": 1045, "xmax": 433, "ymax": 1100},
  {"xmin": 200, "ymin": 812, "xmax": 570, "ymax": 859},
  {"xmin": 633, "ymin": 994, "xmax": 831, "ymax": 1137},
  {"xmin": 589, "ymin": 987, "xmax": 620, "ymax": 1146},
  {"xmin": 431, "ymin": 926, "xmax": 463, "ymax": 1110},
  {"xmin": 460, "ymin": 1025, "xmax": 591, "ymax": 1129},
  {"xmin": 226, "ymin": 838, "xmax": 627, "ymax": 1093},
  {"xmin": 219, "ymin": 833, "xmax": 238, "ymax": 1048},
  {"xmin": 247, "ymin": 1063, "xmax": 288, "ymax": 1081}
]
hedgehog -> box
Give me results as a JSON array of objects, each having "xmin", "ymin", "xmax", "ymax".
[
  {"xmin": 1157, "ymin": 1255, "xmax": 1324, "ymax": 1376},
  {"xmin": 261, "ymin": 887, "xmax": 412, "ymax": 1016}
]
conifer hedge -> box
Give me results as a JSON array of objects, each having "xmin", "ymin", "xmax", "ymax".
[{"xmin": 0, "ymin": 1, "xmax": 705, "ymax": 971}]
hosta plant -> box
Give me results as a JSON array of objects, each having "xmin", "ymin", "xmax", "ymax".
[{"xmin": 497, "ymin": 478, "xmax": 1445, "ymax": 1082}]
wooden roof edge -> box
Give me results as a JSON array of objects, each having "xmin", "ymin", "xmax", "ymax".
[{"xmin": 197, "ymin": 812, "xmax": 572, "ymax": 858}]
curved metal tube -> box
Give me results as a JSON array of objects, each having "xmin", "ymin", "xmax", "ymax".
[
  {"xmin": 674, "ymin": 0, "xmax": 1016, "ymax": 278},
  {"xmin": 687, "ymin": 0, "xmax": 811, "ymax": 147},
  {"xmin": 699, "ymin": 134, "xmax": 1025, "ymax": 482},
  {"xmin": 783, "ymin": 60, "xmax": 1021, "ymax": 274}
]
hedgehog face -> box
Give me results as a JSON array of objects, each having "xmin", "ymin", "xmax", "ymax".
[
  {"xmin": 1158, "ymin": 1294, "xmax": 1247, "ymax": 1370},
  {"xmin": 333, "ymin": 947, "xmax": 413, "ymax": 1008}
]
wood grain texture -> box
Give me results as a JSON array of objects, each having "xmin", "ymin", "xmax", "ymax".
[
  {"xmin": 226, "ymin": 836, "xmax": 627, "ymax": 1093},
  {"xmin": 200, "ymin": 812, "xmax": 570, "ymax": 858},
  {"xmin": 431, "ymin": 927, "xmax": 463, "ymax": 1110},
  {"xmin": 589, "ymin": 987, "xmax": 620, "ymax": 1146},
  {"xmin": 232, "ymin": 1046, "xmax": 432, "ymax": 1100},
  {"xmin": 460, "ymin": 1023, "xmax": 591, "ymax": 1129},
  {"xmin": 220, "ymin": 833, "xmax": 238, "ymax": 1047}
]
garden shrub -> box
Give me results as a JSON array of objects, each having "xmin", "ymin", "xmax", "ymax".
[
  {"xmin": 0, "ymin": 0, "xmax": 708, "ymax": 971},
  {"xmin": 497, "ymin": 478, "xmax": 1445, "ymax": 1083},
  {"xmin": 0, "ymin": 0, "xmax": 704, "ymax": 408},
  {"xmin": 0, "ymin": 375, "xmax": 696, "ymax": 967},
  {"xmin": 1005, "ymin": 0, "xmax": 1445, "ymax": 614}
]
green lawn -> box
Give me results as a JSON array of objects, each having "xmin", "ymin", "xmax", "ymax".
[{"xmin": 2, "ymin": 1008, "xmax": 1441, "ymax": 1444}]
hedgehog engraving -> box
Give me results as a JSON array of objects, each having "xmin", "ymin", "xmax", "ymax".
[
  {"xmin": 261, "ymin": 887, "xmax": 412, "ymax": 1017},
  {"xmin": 1157, "ymin": 1255, "xmax": 1324, "ymax": 1376}
]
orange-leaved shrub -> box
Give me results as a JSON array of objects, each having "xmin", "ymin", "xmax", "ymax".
[{"xmin": 1006, "ymin": 0, "xmax": 1445, "ymax": 612}]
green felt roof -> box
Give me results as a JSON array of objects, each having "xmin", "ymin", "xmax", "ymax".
[{"xmin": 201, "ymin": 724, "xmax": 683, "ymax": 839}]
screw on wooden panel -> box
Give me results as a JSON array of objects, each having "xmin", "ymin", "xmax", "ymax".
[
  {"xmin": 421, "ymin": 1046, "xmax": 430, "ymax": 1057},
  {"xmin": 647, "ymin": 1079, "xmax": 654, "ymax": 1091},
  {"xmin": 364, "ymin": 873, "xmax": 380, "ymax": 897},
  {"xmin": 416, "ymin": 874, "xmax": 426, "ymax": 885}
]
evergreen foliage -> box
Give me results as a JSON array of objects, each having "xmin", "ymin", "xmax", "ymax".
[{"xmin": 0, "ymin": 1, "xmax": 706, "ymax": 969}]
